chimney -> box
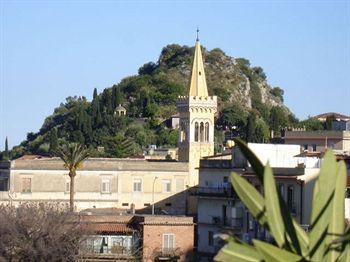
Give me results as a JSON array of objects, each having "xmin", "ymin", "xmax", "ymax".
[{"xmin": 130, "ymin": 203, "xmax": 135, "ymax": 215}]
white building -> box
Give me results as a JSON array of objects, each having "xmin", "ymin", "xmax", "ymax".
[{"xmin": 197, "ymin": 143, "xmax": 321, "ymax": 259}]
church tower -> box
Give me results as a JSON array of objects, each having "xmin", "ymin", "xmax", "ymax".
[{"xmin": 177, "ymin": 36, "xmax": 217, "ymax": 169}]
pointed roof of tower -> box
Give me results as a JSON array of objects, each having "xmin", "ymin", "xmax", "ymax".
[{"xmin": 189, "ymin": 39, "xmax": 208, "ymax": 97}]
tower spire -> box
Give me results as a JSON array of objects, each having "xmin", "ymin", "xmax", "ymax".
[{"xmin": 189, "ymin": 33, "xmax": 208, "ymax": 97}]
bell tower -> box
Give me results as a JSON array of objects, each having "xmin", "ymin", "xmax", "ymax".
[{"xmin": 177, "ymin": 35, "xmax": 217, "ymax": 171}]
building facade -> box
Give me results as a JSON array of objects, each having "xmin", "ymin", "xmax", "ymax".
[
  {"xmin": 284, "ymin": 130, "xmax": 350, "ymax": 153},
  {"xmin": 196, "ymin": 143, "xmax": 321, "ymax": 259},
  {"xmin": 80, "ymin": 209, "xmax": 194, "ymax": 261},
  {"xmin": 0, "ymin": 157, "xmax": 190, "ymax": 213}
]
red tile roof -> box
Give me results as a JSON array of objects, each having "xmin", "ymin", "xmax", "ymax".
[{"xmin": 88, "ymin": 223, "xmax": 134, "ymax": 233}]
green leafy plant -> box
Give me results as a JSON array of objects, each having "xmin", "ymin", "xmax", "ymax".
[{"xmin": 215, "ymin": 138, "xmax": 350, "ymax": 262}]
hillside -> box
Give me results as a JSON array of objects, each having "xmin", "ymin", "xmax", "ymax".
[{"xmin": 3, "ymin": 44, "xmax": 297, "ymax": 159}]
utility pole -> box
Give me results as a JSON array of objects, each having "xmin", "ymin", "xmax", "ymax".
[{"xmin": 152, "ymin": 176, "xmax": 158, "ymax": 215}]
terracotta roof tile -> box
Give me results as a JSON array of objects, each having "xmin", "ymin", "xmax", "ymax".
[{"xmin": 88, "ymin": 223, "xmax": 134, "ymax": 233}]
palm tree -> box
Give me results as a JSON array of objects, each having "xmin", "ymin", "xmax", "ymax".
[{"xmin": 55, "ymin": 143, "xmax": 89, "ymax": 212}]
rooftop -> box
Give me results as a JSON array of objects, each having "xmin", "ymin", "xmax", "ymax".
[
  {"xmin": 314, "ymin": 112, "xmax": 350, "ymax": 120},
  {"xmin": 9, "ymin": 156, "xmax": 189, "ymax": 172}
]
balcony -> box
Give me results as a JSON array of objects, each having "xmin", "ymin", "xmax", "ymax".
[
  {"xmin": 153, "ymin": 247, "xmax": 181, "ymax": 260},
  {"xmin": 211, "ymin": 216, "xmax": 243, "ymax": 229},
  {"xmin": 196, "ymin": 187, "xmax": 237, "ymax": 199},
  {"xmin": 223, "ymin": 217, "xmax": 243, "ymax": 229}
]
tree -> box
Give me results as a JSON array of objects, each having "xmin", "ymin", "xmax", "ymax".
[
  {"xmin": 270, "ymin": 87, "xmax": 284, "ymax": 102},
  {"xmin": 218, "ymin": 104, "xmax": 248, "ymax": 134},
  {"xmin": 269, "ymin": 106, "xmax": 287, "ymax": 135},
  {"xmin": 245, "ymin": 113, "xmax": 256, "ymax": 142},
  {"xmin": 216, "ymin": 139, "xmax": 350, "ymax": 261},
  {"xmin": 253, "ymin": 118, "xmax": 270, "ymax": 143},
  {"xmin": 49, "ymin": 129, "xmax": 58, "ymax": 152},
  {"xmin": 325, "ymin": 115, "xmax": 336, "ymax": 130},
  {"xmin": 55, "ymin": 143, "xmax": 89, "ymax": 212},
  {"xmin": 0, "ymin": 203, "xmax": 87, "ymax": 261},
  {"xmin": 3, "ymin": 137, "xmax": 9, "ymax": 160},
  {"xmin": 91, "ymin": 88, "xmax": 102, "ymax": 127},
  {"xmin": 299, "ymin": 117, "xmax": 324, "ymax": 131}
]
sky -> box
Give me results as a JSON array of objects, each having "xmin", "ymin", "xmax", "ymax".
[{"xmin": 0, "ymin": 0, "xmax": 349, "ymax": 150}]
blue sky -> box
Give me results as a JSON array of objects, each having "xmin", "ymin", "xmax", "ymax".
[{"xmin": 1, "ymin": 0, "xmax": 349, "ymax": 149}]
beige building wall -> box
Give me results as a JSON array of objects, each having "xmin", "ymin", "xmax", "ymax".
[
  {"xmin": 1, "ymin": 159, "xmax": 189, "ymax": 213},
  {"xmin": 284, "ymin": 131, "xmax": 350, "ymax": 152}
]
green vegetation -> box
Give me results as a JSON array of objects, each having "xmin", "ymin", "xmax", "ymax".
[
  {"xmin": 215, "ymin": 139, "xmax": 349, "ymax": 262},
  {"xmin": 2, "ymin": 44, "xmax": 303, "ymax": 159}
]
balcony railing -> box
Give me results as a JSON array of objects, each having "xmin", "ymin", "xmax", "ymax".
[
  {"xmin": 196, "ymin": 187, "xmax": 237, "ymax": 198},
  {"xmin": 211, "ymin": 216, "xmax": 243, "ymax": 229},
  {"xmin": 154, "ymin": 247, "xmax": 182, "ymax": 259}
]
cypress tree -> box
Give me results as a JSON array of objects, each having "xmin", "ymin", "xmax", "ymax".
[
  {"xmin": 4, "ymin": 137, "xmax": 9, "ymax": 159},
  {"xmin": 93, "ymin": 88, "xmax": 98, "ymax": 100},
  {"xmin": 245, "ymin": 113, "xmax": 256, "ymax": 142},
  {"xmin": 5, "ymin": 137, "xmax": 8, "ymax": 153},
  {"xmin": 114, "ymin": 86, "xmax": 123, "ymax": 107},
  {"xmin": 91, "ymin": 89, "xmax": 102, "ymax": 127},
  {"xmin": 49, "ymin": 129, "xmax": 58, "ymax": 152}
]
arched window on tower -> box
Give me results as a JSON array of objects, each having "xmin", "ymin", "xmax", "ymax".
[
  {"xmin": 195, "ymin": 122, "xmax": 199, "ymax": 142},
  {"xmin": 180, "ymin": 122, "xmax": 187, "ymax": 142},
  {"xmin": 205, "ymin": 122, "xmax": 209, "ymax": 142},
  {"xmin": 200, "ymin": 122, "xmax": 204, "ymax": 142}
]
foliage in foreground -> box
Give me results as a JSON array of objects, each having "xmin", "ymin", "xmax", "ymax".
[
  {"xmin": 0, "ymin": 203, "xmax": 87, "ymax": 261},
  {"xmin": 215, "ymin": 139, "xmax": 350, "ymax": 262}
]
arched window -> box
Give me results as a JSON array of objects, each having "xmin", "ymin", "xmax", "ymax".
[
  {"xmin": 205, "ymin": 122, "xmax": 209, "ymax": 142},
  {"xmin": 180, "ymin": 122, "xmax": 187, "ymax": 142},
  {"xmin": 200, "ymin": 122, "xmax": 204, "ymax": 142},
  {"xmin": 195, "ymin": 122, "xmax": 199, "ymax": 142}
]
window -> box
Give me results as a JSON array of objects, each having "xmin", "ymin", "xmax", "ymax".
[
  {"xmin": 133, "ymin": 178, "xmax": 142, "ymax": 192},
  {"xmin": 0, "ymin": 179, "xmax": 8, "ymax": 191},
  {"xmin": 162, "ymin": 179, "xmax": 171, "ymax": 193},
  {"xmin": 312, "ymin": 144, "xmax": 317, "ymax": 152},
  {"xmin": 180, "ymin": 122, "xmax": 187, "ymax": 142},
  {"xmin": 101, "ymin": 179, "xmax": 110, "ymax": 193},
  {"xmin": 278, "ymin": 183, "xmax": 285, "ymax": 198},
  {"xmin": 208, "ymin": 231, "xmax": 214, "ymax": 246},
  {"xmin": 200, "ymin": 122, "xmax": 205, "ymax": 142},
  {"xmin": 65, "ymin": 180, "xmax": 70, "ymax": 193},
  {"xmin": 195, "ymin": 122, "xmax": 199, "ymax": 142},
  {"xmin": 122, "ymin": 203, "xmax": 129, "ymax": 207},
  {"xmin": 223, "ymin": 176, "xmax": 228, "ymax": 183},
  {"xmin": 175, "ymin": 179, "xmax": 184, "ymax": 193},
  {"xmin": 303, "ymin": 144, "xmax": 308, "ymax": 150},
  {"xmin": 205, "ymin": 122, "xmax": 209, "ymax": 142},
  {"xmin": 21, "ymin": 178, "xmax": 31, "ymax": 193},
  {"xmin": 163, "ymin": 234, "xmax": 175, "ymax": 250},
  {"xmin": 165, "ymin": 203, "xmax": 172, "ymax": 207},
  {"xmin": 144, "ymin": 203, "xmax": 150, "ymax": 207}
]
